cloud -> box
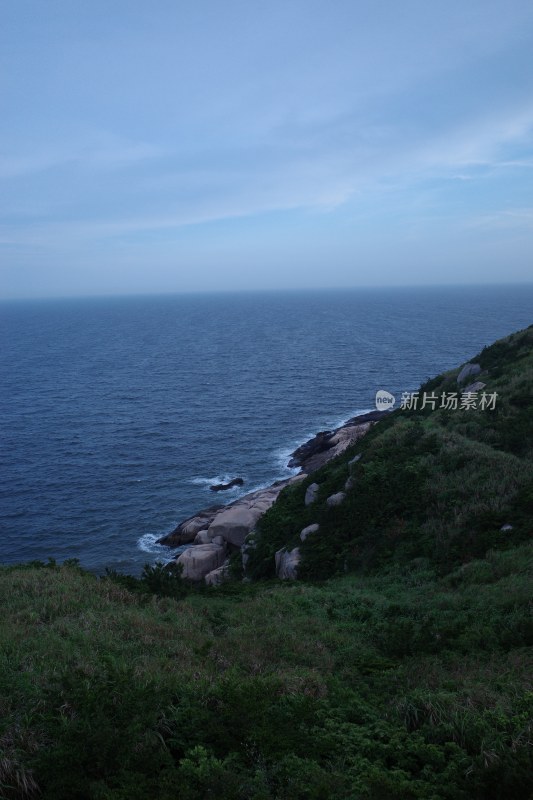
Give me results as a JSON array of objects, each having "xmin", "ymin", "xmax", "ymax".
[
  {"xmin": 466, "ymin": 208, "xmax": 533, "ymax": 231},
  {"xmin": 0, "ymin": 135, "xmax": 163, "ymax": 179}
]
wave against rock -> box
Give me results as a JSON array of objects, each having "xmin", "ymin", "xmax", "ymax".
[{"xmin": 158, "ymin": 410, "xmax": 389, "ymax": 580}]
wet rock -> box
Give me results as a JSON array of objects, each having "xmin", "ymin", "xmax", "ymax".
[
  {"xmin": 288, "ymin": 411, "xmax": 388, "ymax": 473},
  {"xmin": 210, "ymin": 477, "xmax": 244, "ymax": 491},
  {"xmin": 288, "ymin": 431, "xmax": 335, "ymax": 469},
  {"xmin": 158, "ymin": 506, "xmax": 224, "ymax": 547}
]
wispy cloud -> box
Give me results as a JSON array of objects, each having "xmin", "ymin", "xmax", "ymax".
[
  {"xmin": 466, "ymin": 208, "xmax": 533, "ymax": 230},
  {"xmin": 0, "ymin": 136, "xmax": 164, "ymax": 179}
]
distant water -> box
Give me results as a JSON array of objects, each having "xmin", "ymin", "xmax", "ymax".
[{"xmin": 1, "ymin": 285, "xmax": 532, "ymax": 574}]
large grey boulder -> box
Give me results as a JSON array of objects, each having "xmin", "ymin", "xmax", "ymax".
[
  {"xmin": 158, "ymin": 506, "xmax": 223, "ymax": 546},
  {"xmin": 327, "ymin": 492, "xmax": 346, "ymax": 507},
  {"xmin": 300, "ymin": 523, "xmax": 319, "ymax": 542},
  {"xmin": 193, "ymin": 529, "xmax": 213, "ymax": 545},
  {"xmin": 345, "ymin": 476, "xmax": 355, "ymax": 491},
  {"xmin": 288, "ymin": 410, "xmax": 384, "ymax": 472},
  {"xmin": 176, "ymin": 543, "xmax": 227, "ymax": 582},
  {"xmin": 208, "ymin": 506, "xmax": 263, "ymax": 547},
  {"xmin": 305, "ymin": 483, "xmax": 320, "ymax": 506},
  {"xmin": 207, "ymin": 481, "xmax": 294, "ymax": 547},
  {"xmin": 275, "ymin": 547, "xmax": 301, "ymax": 580},
  {"xmin": 204, "ymin": 560, "xmax": 231, "ymax": 586},
  {"xmin": 457, "ymin": 363, "xmax": 481, "ymax": 385}
]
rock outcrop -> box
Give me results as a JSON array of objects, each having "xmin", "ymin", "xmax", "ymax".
[
  {"xmin": 300, "ymin": 523, "xmax": 319, "ymax": 542},
  {"xmin": 327, "ymin": 492, "xmax": 346, "ymax": 507},
  {"xmin": 241, "ymin": 534, "xmax": 256, "ymax": 571},
  {"xmin": 207, "ymin": 477, "xmax": 304, "ymax": 547},
  {"xmin": 159, "ymin": 506, "xmax": 224, "ymax": 547},
  {"xmin": 275, "ymin": 547, "xmax": 300, "ymax": 580},
  {"xmin": 463, "ymin": 380, "xmax": 486, "ymax": 394},
  {"xmin": 177, "ymin": 543, "xmax": 227, "ymax": 581},
  {"xmin": 208, "ymin": 506, "xmax": 261, "ymax": 547},
  {"xmin": 210, "ymin": 477, "xmax": 244, "ymax": 491},
  {"xmin": 159, "ymin": 408, "xmax": 385, "ymax": 582},
  {"xmin": 288, "ymin": 410, "xmax": 388, "ymax": 473},
  {"xmin": 193, "ymin": 530, "xmax": 212, "ymax": 545},
  {"xmin": 204, "ymin": 560, "xmax": 231, "ymax": 586},
  {"xmin": 305, "ymin": 482, "xmax": 320, "ymax": 506},
  {"xmin": 457, "ymin": 363, "xmax": 481, "ymax": 385}
]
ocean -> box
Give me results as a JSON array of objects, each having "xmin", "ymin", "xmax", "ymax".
[{"xmin": 1, "ymin": 285, "xmax": 532, "ymax": 574}]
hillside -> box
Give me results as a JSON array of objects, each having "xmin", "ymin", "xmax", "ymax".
[
  {"xmin": 247, "ymin": 324, "xmax": 533, "ymax": 580},
  {"xmin": 0, "ymin": 326, "xmax": 532, "ymax": 800}
]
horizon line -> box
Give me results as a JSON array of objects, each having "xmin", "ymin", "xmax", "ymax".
[{"xmin": 2, "ymin": 280, "xmax": 533, "ymax": 304}]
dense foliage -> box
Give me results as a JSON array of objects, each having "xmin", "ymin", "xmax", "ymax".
[{"xmin": 0, "ymin": 326, "xmax": 531, "ymax": 799}]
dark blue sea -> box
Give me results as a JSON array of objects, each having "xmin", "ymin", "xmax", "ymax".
[{"xmin": 1, "ymin": 285, "xmax": 532, "ymax": 574}]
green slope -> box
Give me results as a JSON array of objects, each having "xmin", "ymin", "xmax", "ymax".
[{"xmin": 247, "ymin": 324, "xmax": 533, "ymax": 580}]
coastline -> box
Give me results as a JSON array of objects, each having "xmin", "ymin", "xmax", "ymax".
[{"xmin": 158, "ymin": 409, "xmax": 389, "ymax": 581}]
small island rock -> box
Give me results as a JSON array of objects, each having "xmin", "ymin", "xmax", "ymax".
[{"xmin": 210, "ymin": 477, "xmax": 245, "ymax": 492}]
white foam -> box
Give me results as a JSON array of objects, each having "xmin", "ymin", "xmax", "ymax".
[
  {"xmin": 136, "ymin": 532, "xmax": 183, "ymax": 563},
  {"xmin": 188, "ymin": 474, "xmax": 244, "ymax": 489},
  {"xmin": 273, "ymin": 443, "xmax": 302, "ymax": 476},
  {"xmin": 325, "ymin": 407, "xmax": 373, "ymax": 431},
  {"xmin": 273, "ymin": 408, "xmax": 373, "ymax": 472}
]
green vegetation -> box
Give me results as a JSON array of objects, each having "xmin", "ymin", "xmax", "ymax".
[
  {"xmin": 248, "ymin": 325, "xmax": 533, "ymax": 580},
  {"xmin": 1, "ymin": 327, "xmax": 532, "ymax": 799}
]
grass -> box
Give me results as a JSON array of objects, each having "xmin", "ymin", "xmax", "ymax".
[{"xmin": 0, "ymin": 546, "xmax": 531, "ymax": 798}]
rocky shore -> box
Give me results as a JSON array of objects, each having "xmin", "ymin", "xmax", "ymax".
[{"xmin": 158, "ymin": 409, "xmax": 389, "ymax": 584}]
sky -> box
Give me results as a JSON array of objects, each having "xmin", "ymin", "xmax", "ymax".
[{"xmin": 1, "ymin": 0, "xmax": 533, "ymax": 299}]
